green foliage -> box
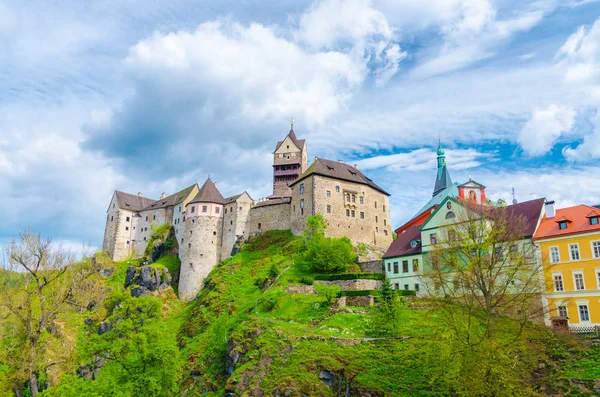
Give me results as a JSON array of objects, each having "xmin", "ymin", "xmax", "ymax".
[
  {"xmin": 313, "ymin": 272, "xmax": 384, "ymax": 281},
  {"xmin": 368, "ymin": 278, "xmax": 406, "ymax": 337},
  {"xmin": 356, "ymin": 243, "xmax": 367, "ymax": 257},
  {"xmin": 303, "ymin": 214, "xmax": 327, "ymax": 244},
  {"xmin": 142, "ymin": 224, "xmax": 173, "ymax": 261},
  {"xmin": 298, "ymin": 276, "xmax": 313, "ymax": 285},
  {"xmin": 267, "ymin": 264, "xmax": 280, "ymax": 280},
  {"xmin": 301, "ymin": 236, "xmax": 356, "ymax": 273},
  {"xmin": 314, "ymin": 284, "xmax": 340, "ymax": 305}
]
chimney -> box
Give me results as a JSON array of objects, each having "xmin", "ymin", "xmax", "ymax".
[
  {"xmin": 138, "ymin": 192, "xmax": 143, "ymax": 197},
  {"xmin": 354, "ymin": 164, "xmax": 359, "ymax": 170},
  {"xmin": 160, "ymin": 192, "xmax": 166, "ymax": 199},
  {"xmin": 545, "ymin": 200, "xmax": 556, "ymax": 219}
]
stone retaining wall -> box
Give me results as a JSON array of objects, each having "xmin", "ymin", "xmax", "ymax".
[{"xmin": 314, "ymin": 279, "xmax": 382, "ymax": 291}]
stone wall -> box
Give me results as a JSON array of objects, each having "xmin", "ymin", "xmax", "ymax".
[
  {"xmin": 221, "ymin": 193, "xmax": 253, "ymax": 259},
  {"xmin": 314, "ymin": 279, "xmax": 382, "ymax": 291},
  {"xmin": 358, "ymin": 260, "xmax": 384, "ymax": 274},
  {"xmin": 290, "ymin": 174, "xmax": 393, "ymax": 249},
  {"xmin": 247, "ymin": 200, "xmax": 291, "ymax": 238},
  {"xmin": 178, "ymin": 215, "xmax": 223, "ymax": 300},
  {"xmin": 103, "ymin": 193, "xmax": 136, "ymax": 261}
]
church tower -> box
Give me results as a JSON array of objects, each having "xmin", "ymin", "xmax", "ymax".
[
  {"xmin": 270, "ymin": 121, "xmax": 308, "ymax": 199},
  {"xmin": 433, "ymin": 141, "xmax": 453, "ymax": 196},
  {"xmin": 178, "ymin": 177, "xmax": 225, "ymax": 300}
]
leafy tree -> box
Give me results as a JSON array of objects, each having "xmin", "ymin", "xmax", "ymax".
[
  {"xmin": 0, "ymin": 231, "xmax": 105, "ymax": 397},
  {"xmin": 422, "ymin": 200, "xmax": 546, "ymax": 394},
  {"xmin": 303, "ymin": 214, "xmax": 327, "ymax": 245},
  {"xmin": 314, "ymin": 284, "xmax": 340, "ymax": 306},
  {"xmin": 304, "ymin": 237, "xmax": 356, "ymax": 273}
]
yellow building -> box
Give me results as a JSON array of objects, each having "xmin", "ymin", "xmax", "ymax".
[{"xmin": 534, "ymin": 202, "xmax": 600, "ymax": 328}]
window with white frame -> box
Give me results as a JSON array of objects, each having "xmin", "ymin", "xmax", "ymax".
[
  {"xmin": 578, "ymin": 304, "xmax": 590, "ymax": 322},
  {"xmin": 553, "ymin": 274, "xmax": 564, "ymax": 292},
  {"xmin": 593, "ymin": 241, "xmax": 600, "ymax": 258},
  {"xmin": 569, "ymin": 244, "xmax": 580, "ymax": 260},
  {"xmin": 574, "ymin": 272, "xmax": 585, "ymax": 290},
  {"xmin": 596, "ymin": 270, "xmax": 600, "ymax": 289},
  {"xmin": 549, "ymin": 247, "xmax": 560, "ymax": 263},
  {"xmin": 557, "ymin": 305, "xmax": 568, "ymax": 318}
]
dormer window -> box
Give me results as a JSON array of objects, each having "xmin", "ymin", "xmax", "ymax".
[
  {"xmin": 590, "ymin": 216, "xmax": 599, "ymax": 225},
  {"xmin": 558, "ymin": 221, "xmax": 568, "ymax": 230},
  {"xmin": 410, "ymin": 240, "xmax": 419, "ymax": 249}
]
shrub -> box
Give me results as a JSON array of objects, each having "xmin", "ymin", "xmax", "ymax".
[
  {"xmin": 314, "ymin": 284, "xmax": 341, "ymax": 305},
  {"xmin": 299, "ymin": 276, "xmax": 313, "ymax": 285},
  {"xmin": 303, "ymin": 236, "xmax": 357, "ymax": 273},
  {"xmin": 258, "ymin": 296, "xmax": 278, "ymax": 312},
  {"xmin": 313, "ymin": 272, "xmax": 385, "ymax": 281},
  {"xmin": 267, "ymin": 264, "xmax": 280, "ymax": 280}
]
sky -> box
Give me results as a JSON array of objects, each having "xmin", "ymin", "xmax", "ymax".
[{"xmin": 1, "ymin": 0, "xmax": 600, "ymax": 251}]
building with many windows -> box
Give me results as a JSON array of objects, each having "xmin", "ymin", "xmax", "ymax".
[{"xmin": 534, "ymin": 202, "xmax": 600, "ymax": 327}]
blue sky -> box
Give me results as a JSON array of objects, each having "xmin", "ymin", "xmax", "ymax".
[{"xmin": 1, "ymin": 0, "xmax": 600, "ymax": 252}]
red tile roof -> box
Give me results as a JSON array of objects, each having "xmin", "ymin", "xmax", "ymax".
[
  {"xmin": 383, "ymin": 225, "xmax": 422, "ymax": 258},
  {"xmin": 534, "ymin": 204, "xmax": 600, "ymax": 240}
]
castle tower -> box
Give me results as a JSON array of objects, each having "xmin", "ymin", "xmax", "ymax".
[
  {"xmin": 433, "ymin": 141, "xmax": 453, "ymax": 196},
  {"xmin": 270, "ymin": 121, "xmax": 308, "ymax": 199},
  {"xmin": 178, "ymin": 178, "xmax": 225, "ymax": 300}
]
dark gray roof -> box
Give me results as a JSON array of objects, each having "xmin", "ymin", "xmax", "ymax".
[
  {"xmin": 275, "ymin": 129, "xmax": 306, "ymax": 151},
  {"xmin": 433, "ymin": 164, "xmax": 453, "ymax": 196},
  {"xmin": 383, "ymin": 225, "xmax": 422, "ymax": 258},
  {"xmin": 224, "ymin": 191, "xmax": 254, "ymax": 204},
  {"xmin": 289, "ymin": 158, "xmax": 390, "ymax": 196},
  {"xmin": 144, "ymin": 184, "xmax": 198, "ymax": 210},
  {"xmin": 114, "ymin": 191, "xmax": 157, "ymax": 212},
  {"xmin": 252, "ymin": 197, "xmax": 291, "ymax": 208},
  {"xmin": 190, "ymin": 178, "xmax": 225, "ymax": 204}
]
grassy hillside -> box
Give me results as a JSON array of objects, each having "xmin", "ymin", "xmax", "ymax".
[{"xmin": 3, "ymin": 231, "xmax": 599, "ymax": 396}]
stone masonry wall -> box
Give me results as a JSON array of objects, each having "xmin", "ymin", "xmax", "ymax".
[
  {"xmin": 313, "ymin": 279, "xmax": 382, "ymax": 291},
  {"xmin": 178, "ymin": 215, "xmax": 223, "ymax": 300},
  {"xmin": 247, "ymin": 201, "xmax": 291, "ymax": 238},
  {"xmin": 221, "ymin": 194, "xmax": 253, "ymax": 259},
  {"xmin": 290, "ymin": 174, "xmax": 393, "ymax": 249}
]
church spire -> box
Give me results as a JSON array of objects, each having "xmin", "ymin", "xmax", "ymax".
[{"xmin": 433, "ymin": 141, "xmax": 452, "ymax": 196}]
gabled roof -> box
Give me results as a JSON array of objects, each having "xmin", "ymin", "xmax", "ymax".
[
  {"xmin": 459, "ymin": 179, "xmax": 486, "ymax": 189},
  {"xmin": 534, "ymin": 204, "xmax": 600, "ymax": 240},
  {"xmin": 383, "ymin": 225, "xmax": 422, "ymax": 258},
  {"xmin": 189, "ymin": 178, "xmax": 225, "ymax": 204},
  {"xmin": 420, "ymin": 196, "xmax": 545, "ymax": 239},
  {"xmin": 412, "ymin": 183, "xmax": 459, "ymax": 222},
  {"xmin": 275, "ymin": 129, "xmax": 306, "ymax": 151},
  {"xmin": 289, "ymin": 158, "xmax": 390, "ymax": 196},
  {"xmin": 224, "ymin": 191, "xmax": 253, "ymax": 205},
  {"xmin": 113, "ymin": 191, "xmax": 157, "ymax": 212},
  {"xmin": 144, "ymin": 184, "xmax": 198, "ymax": 210}
]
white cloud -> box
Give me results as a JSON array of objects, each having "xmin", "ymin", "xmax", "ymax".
[{"xmin": 518, "ymin": 104, "xmax": 576, "ymax": 156}]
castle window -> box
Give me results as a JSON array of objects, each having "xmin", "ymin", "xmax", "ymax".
[
  {"xmin": 384, "ymin": 230, "xmax": 388, "ymax": 236},
  {"xmin": 125, "ymin": 226, "xmax": 129, "ymax": 231},
  {"xmin": 239, "ymin": 206, "xmax": 243, "ymax": 211},
  {"xmin": 183, "ymin": 216, "xmax": 186, "ymax": 222},
  {"xmin": 191, "ymin": 206, "xmax": 195, "ymax": 213},
  {"xmin": 326, "ymin": 190, "xmax": 331, "ymax": 197},
  {"xmin": 179, "ymin": 206, "xmax": 182, "ymax": 213},
  {"xmin": 360, "ymin": 197, "xmax": 364, "ymax": 204},
  {"xmin": 327, "ymin": 205, "xmax": 331, "ymax": 214},
  {"xmin": 299, "ymin": 183, "xmax": 304, "ymax": 194},
  {"xmin": 351, "ymin": 195, "xmax": 355, "ymax": 203},
  {"xmin": 376, "ymin": 216, "xmax": 378, "ymax": 223},
  {"xmin": 383, "ymin": 205, "xmax": 386, "ymax": 212},
  {"xmin": 192, "ymin": 219, "xmax": 195, "ymax": 224},
  {"xmin": 215, "ymin": 207, "xmax": 220, "ymax": 214},
  {"xmin": 188, "ymin": 243, "xmax": 191, "ymax": 248},
  {"xmin": 126, "ymin": 216, "xmax": 130, "ymax": 222},
  {"xmin": 113, "ymin": 204, "xmax": 115, "ymax": 208},
  {"xmin": 190, "ymin": 231, "xmax": 192, "ymax": 235},
  {"xmin": 258, "ymin": 223, "xmax": 262, "ymax": 230},
  {"xmin": 224, "ymin": 208, "xmax": 227, "ymax": 214},
  {"xmin": 345, "ymin": 193, "xmax": 350, "ymax": 202},
  {"xmin": 213, "ymin": 231, "xmax": 217, "ymax": 236},
  {"xmin": 126, "ymin": 240, "xmax": 129, "ymax": 244},
  {"xmin": 144, "ymin": 237, "xmax": 146, "ymax": 241},
  {"xmin": 111, "ymin": 216, "xmax": 113, "ymax": 221},
  {"xmin": 181, "ymin": 238, "xmax": 184, "ymax": 243},
  {"xmin": 360, "ymin": 212, "xmax": 364, "ymax": 219},
  {"xmin": 384, "ymin": 219, "xmax": 387, "ymax": 226},
  {"xmin": 346, "ymin": 209, "xmax": 350, "ymax": 217},
  {"xmin": 336, "ymin": 186, "xmax": 340, "ymax": 193},
  {"xmin": 202, "ymin": 206, "xmax": 208, "ymax": 213},
  {"xmin": 145, "ymin": 216, "xmax": 148, "ymax": 221},
  {"xmin": 376, "ymin": 227, "xmax": 379, "ymax": 233},
  {"xmin": 230, "ymin": 220, "xmax": 233, "ymax": 225},
  {"xmin": 351, "ymin": 210, "xmax": 355, "ymax": 217},
  {"xmin": 287, "ymin": 145, "xmax": 289, "ymax": 149},
  {"xmin": 153, "ymin": 215, "xmax": 156, "ymax": 220}
]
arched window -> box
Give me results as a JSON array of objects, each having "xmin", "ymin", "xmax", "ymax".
[{"xmin": 446, "ymin": 211, "xmax": 456, "ymax": 219}]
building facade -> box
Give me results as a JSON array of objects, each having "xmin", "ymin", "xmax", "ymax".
[{"xmin": 534, "ymin": 203, "xmax": 600, "ymax": 327}]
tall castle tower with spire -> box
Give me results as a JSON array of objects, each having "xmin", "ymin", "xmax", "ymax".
[
  {"xmin": 433, "ymin": 141, "xmax": 453, "ymax": 196},
  {"xmin": 270, "ymin": 121, "xmax": 308, "ymax": 199}
]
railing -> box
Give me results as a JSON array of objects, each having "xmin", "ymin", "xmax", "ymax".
[
  {"xmin": 569, "ymin": 325, "xmax": 600, "ymax": 338},
  {"xmin": 274, "ymin": 169, "xmax": 300, "ymax": 177}
]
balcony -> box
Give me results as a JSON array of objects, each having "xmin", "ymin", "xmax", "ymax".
[{"xmin": 274, "ymin": 169, "xmax": 300, "ymax": 177}]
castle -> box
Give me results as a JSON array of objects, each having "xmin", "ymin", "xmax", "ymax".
[{"xmin": 102, "ymin": 125, "xmax": 393, "ymax": 299}]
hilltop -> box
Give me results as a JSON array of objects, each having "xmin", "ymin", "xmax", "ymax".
[{"xmin": 1, "ymin": 231, "xmax": 600, "ymax": 397}]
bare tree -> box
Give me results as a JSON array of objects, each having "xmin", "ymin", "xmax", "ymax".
[
  {"xmin": 0, "ymin": 231, "xmax": 106, "ymax": 397},
  {"xmin": 423, "ymin": 201, "xmax": 546, "ymax": 346}
]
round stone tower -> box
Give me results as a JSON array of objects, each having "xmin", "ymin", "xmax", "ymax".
[{"xmin": 178, "ymin": 178, "xmax": 225, "ymax": 300}]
